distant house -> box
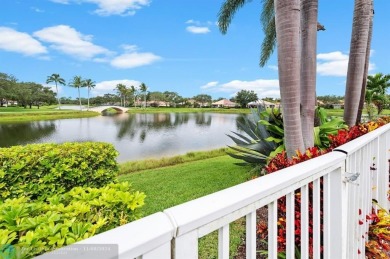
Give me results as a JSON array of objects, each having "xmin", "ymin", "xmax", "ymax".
[
  {"xmin": 212, "ymin": 99, "xmax": 238, "ymax": 108},
  {"xmin": 247, "ymin": 100, "xmax": 280, "ymax": 109}
]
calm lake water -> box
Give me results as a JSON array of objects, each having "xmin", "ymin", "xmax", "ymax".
[{"xmin": 0, "ymin": 113, "xmax": 246, "ymax": 162}]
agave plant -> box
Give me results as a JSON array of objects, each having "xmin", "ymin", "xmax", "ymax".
[
  {"xmin": 227, "ymin": 106, "xmax": 347, "ymax": 167},
  {"xmin": 226, "ymin": 106, "xmax": 280, "ymax": 166}
]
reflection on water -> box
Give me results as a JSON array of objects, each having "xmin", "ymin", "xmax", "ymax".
[
  {"xmin": 0, "ymin": 113, "xmax": 244, "ymax": 162},
  {"xmin": 0, "ymin": 121, "xmax": 56, "ymax": 147}
]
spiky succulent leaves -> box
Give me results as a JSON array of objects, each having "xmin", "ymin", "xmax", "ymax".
[{"xmin": 226, "ymin": 106, "xmax": 279, "ymax": 166}]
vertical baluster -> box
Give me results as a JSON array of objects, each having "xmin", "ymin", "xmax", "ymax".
[
  {"xmin": 313, "ymin": 178, "xmax": 320, "ymax": 258},
  {"xmin": 300, "ymin": 184, "xmax": 309, "ymax": 258},
  {"xmin": 268, "ymin": 201, "xmax": 278, "ymax": 259},
  {"xmin": 218, "ymin": 225, "xmax": 229, "ymax": 259},
  {"xmin": 323, "ymin": 167, "xmax": 346, "ymax": 259},
  {"xmin": 246, "ymin": 212, "xmax": 256, "ymax": 259},
  {"xmin": 173, "ymin": 231, "xmax": 198, "ymax": 259},
  {"xmin": 286, "ymin": 192, "xmax": 295, "ymax": 258}
]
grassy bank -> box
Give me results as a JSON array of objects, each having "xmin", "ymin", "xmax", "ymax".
[
  {"xmin": 126, "ymin": 107, "xmax": 251, "ymax": 114},
  {"xmin": 118, "ymin": 153, "xmax": 252, "ymax": 258},
  {"xmin": 0, "ymin": 106, "xmax": 99, "ymax": 122},
  {"xmin": 119, "ymin": 148, "xmax": 230, "ymax": 175}
]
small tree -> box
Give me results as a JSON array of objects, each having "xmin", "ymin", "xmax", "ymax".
[
  {"xmin": 83, "ymin": 79, "xmax": 95, "ymax": 110},
  {"xmin": 235, "ymin": 90, "xmax": 258, "ymax": 108},
  {"xmin": 139, "ymin": 83, "xmax": 148, "ymax": 108},
  {"xmin": 46, "ymin": 73, "xmax": 65, "ymax": 109},
  {"xmin": 69, "ymin": 76, "xmax": 84, "ymax": 111}
]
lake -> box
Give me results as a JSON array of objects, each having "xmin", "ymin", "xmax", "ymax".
[{"xmin": 0, "ymin": 112, "xmax": 246, "ymax": 162}]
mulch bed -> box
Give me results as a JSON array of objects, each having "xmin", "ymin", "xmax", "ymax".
[{"xmin": 234, "ymin": 207, "xmax": 269, "ymax": 259}]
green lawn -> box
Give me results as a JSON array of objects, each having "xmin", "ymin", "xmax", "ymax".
[
  {"xmin": 126, "ymin": 107, "xmax": 251, "ymax": 114},
  {"xmin": 118, "ymin": 155, "xmax": 253, "ymax": 258},
  {"xmin": 0, "ymin": 106, "xmax": 99, "ymax": 122}
]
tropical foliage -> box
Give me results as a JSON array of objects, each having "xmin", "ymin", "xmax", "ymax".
[
  {"xmin": 0, "ymin": 182, "xmax": 145, "ymax": 258},
  {"xmin": 365, "ymin": 73, "xmax": 390, "ymax": 118},
  {"xmin": 227, "ymin": 107, "xmax": 347, "ymax": 169}
]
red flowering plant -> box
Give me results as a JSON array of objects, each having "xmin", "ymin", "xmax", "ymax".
[{"xmin": 259, "ymin": 116, "xmax": 390, "ymax": 257}]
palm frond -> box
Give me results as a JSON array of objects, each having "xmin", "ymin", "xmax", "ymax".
[{"xmin": 218, "ymin": 0, "xmax": 247, "ymax": 34}]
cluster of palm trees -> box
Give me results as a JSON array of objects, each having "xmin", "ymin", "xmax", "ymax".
[
  {"xmin": 46, "ymin": 74, "xmax": 95, "ymax": 111},
  {"xmin": 115, "ymin": 82, "xmax": 148, "ymax": 108},
  {"xmin": 218, "ymin": 0, "xmax": 374, "ymax": 157},
  {"xmin": 365, "ymin": 73, "xmax": 390, "ymax": 119}
]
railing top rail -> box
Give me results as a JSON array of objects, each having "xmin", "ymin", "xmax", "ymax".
[
  {"xmin": 164, "ymin": 151, "xmax": 345, "ymax": 237},
  {"xmin": 36, "ymin": 212, "xmax": 174, "ymax": 259},
  {"xmin": 334, "ymin": 123, "xmax": 390, "ymax": 155}
]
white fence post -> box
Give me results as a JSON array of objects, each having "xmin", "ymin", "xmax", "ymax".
[{"xmin": 323, "ymin": 165, "xmax": 347, "ymax": 259}]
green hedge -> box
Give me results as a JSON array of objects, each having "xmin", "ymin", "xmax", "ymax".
[
  {"xmin": 0, "ymin": 142, "xmax": 119, "ymax": 200},
  {"xmin": 0, "ymin": 182, "xmax": 146, "ymax": 258}
]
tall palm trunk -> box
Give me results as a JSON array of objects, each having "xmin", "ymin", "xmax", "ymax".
[
  {"xmin": 275, "ymin": 0, "xmax": 305, "ymax": 157},
  {"xmin": 344, "ymin": 0, "xmax": 372, "ymax": 126},
  {"xmin": 87, "ymin": 87, "xmax": 90, "ymax": 110},
  {"xmin": 300, "ymin": 0, "xmax": 318, "ymax": 149},
  {"xmin": 78, "ymin": 87, "xmax": 82, "ymax": 111},
  {"xmin": 356, "ymin": 0, "xmax": 374, "ymax": 124},
  {"xmin": 55, "ymin": 83, "xmax": 61, "ymax": 110},
  {"xmin": 143, "ymin": 93, "xmax": 146, "ymax": 108}
]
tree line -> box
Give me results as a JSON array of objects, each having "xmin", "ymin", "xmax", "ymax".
[{"xmin": 0, "ymin": 72, "xmax": 56, "ymax": 108}]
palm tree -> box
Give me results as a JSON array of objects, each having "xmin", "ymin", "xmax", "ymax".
[
  {"xmin": 274, "ymin": 0, "xmax": 305, "ymax": 156},
  {"xmin": 46, "ymin": 73, "xmax": 65, "ymax": 110},
  {"xmin": 129, "ymin": 85, "xmax": 137, "ymax": 108},
  {"xmin": 115, "ymin": 83, "xmax": 127, "ymax": 107},
  {"xmin": 366, "ymin": 73, "xmax": 390, "ymax": 116},
  {"xmin": 218, "ymin": 0, "xmax": 276, "ymax": 67},
  {"xmin": 83, "ymin": 79, "xmax": 95, "ymax": 110},
  {"xmin": 344, "ymin": 0, "xmax": 373, "ymax": 126},
  {"xmin": 139, "ymin": 83, "xmax": 148, "ymax": 109},
  {"xmin": 218, "ymin": 0, "xmax": 320, "ymax": 156},
  {"xmin": 356, "ymin": 0, "xmax": 374, "ymax": 124},
  {"xmin": 300, "ymin": 0, "xmax": 318, "ymax": 149},
  {"xmin": 69, "ymin": 76, "xmax": 83, "ymax": 111}
]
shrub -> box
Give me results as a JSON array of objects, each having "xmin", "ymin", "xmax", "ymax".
[
  {"xmin": 0, "ymin": 182, "xmax": 146, "ymax": 258},
  {"xmin": 0, "ymin": 142, "xmax": 119, "ymax": 200}
]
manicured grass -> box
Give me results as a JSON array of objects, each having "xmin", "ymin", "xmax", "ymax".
[
  {"xmin": 119, "ymin": 148, "xmax": 230, "ymax": 175},
  {"xmin": 118, "ymin": 155, "xmax": 252, "ymax": 258},
  {"xmin": 118, "ymin": 155, "xmax": 251, "ymax": 215},
  {"xmin": 0, "ymin": 106, "xmax": 99, "ymax": 122},
  {"xmin": 126, "ymin": 107, "xmax": 250, "ymax": 114}
]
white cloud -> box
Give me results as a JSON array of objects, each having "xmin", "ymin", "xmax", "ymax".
[
  {"xmin": 186, "ymin": 26, "xmax": 210, "ymax": 34},
  {"xmin": 31, "ymin": 7, "xmax": 45, "ymax": 12},
  {"xmin": 268, "ymin": 65, "xmax": 278, "ymax": 71},
  {"xmin": 201, "ymin": 79, "xmax": 280, "ymax": 99},
  {"xmin": 317, "ymin": 51, "xmax": 375, "ymax": 77},
  {"xmin": 0, "ymin": 27, "xmax": 47, "ymax": 56},
  {"xmin": 110, "ymin": 52, "xmax": 161, "ymax": 69},
  {"xmin": 50, "ymin": 0, "xmax": 69, "ymax": 3},
  {"xmin": 51, "ymin": 0, "xmax": 150, "ymax": 16},
  {"xmin": 185, "ymin": 20, "xmax": 213, "ymax": 34},
  {"xmin": 33, "ymin": 25, "xmax": 110, "ymax": 59},
  {"xmin": 93, "ymin": 79, "xmax": 141, "ymax": 96},
  {"xmin": 200, "ymin": 81, "xmax": 218, "ymax": 89}
]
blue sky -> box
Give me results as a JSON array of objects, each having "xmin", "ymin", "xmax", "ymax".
[{"xmin": 1, "ymin": 0, "xmax": 389, "ymax": 100}]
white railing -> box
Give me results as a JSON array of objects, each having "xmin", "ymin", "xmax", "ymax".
[{"xmin": 38, "ymin": 123, "xmax": 390, "ymax": 259}]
